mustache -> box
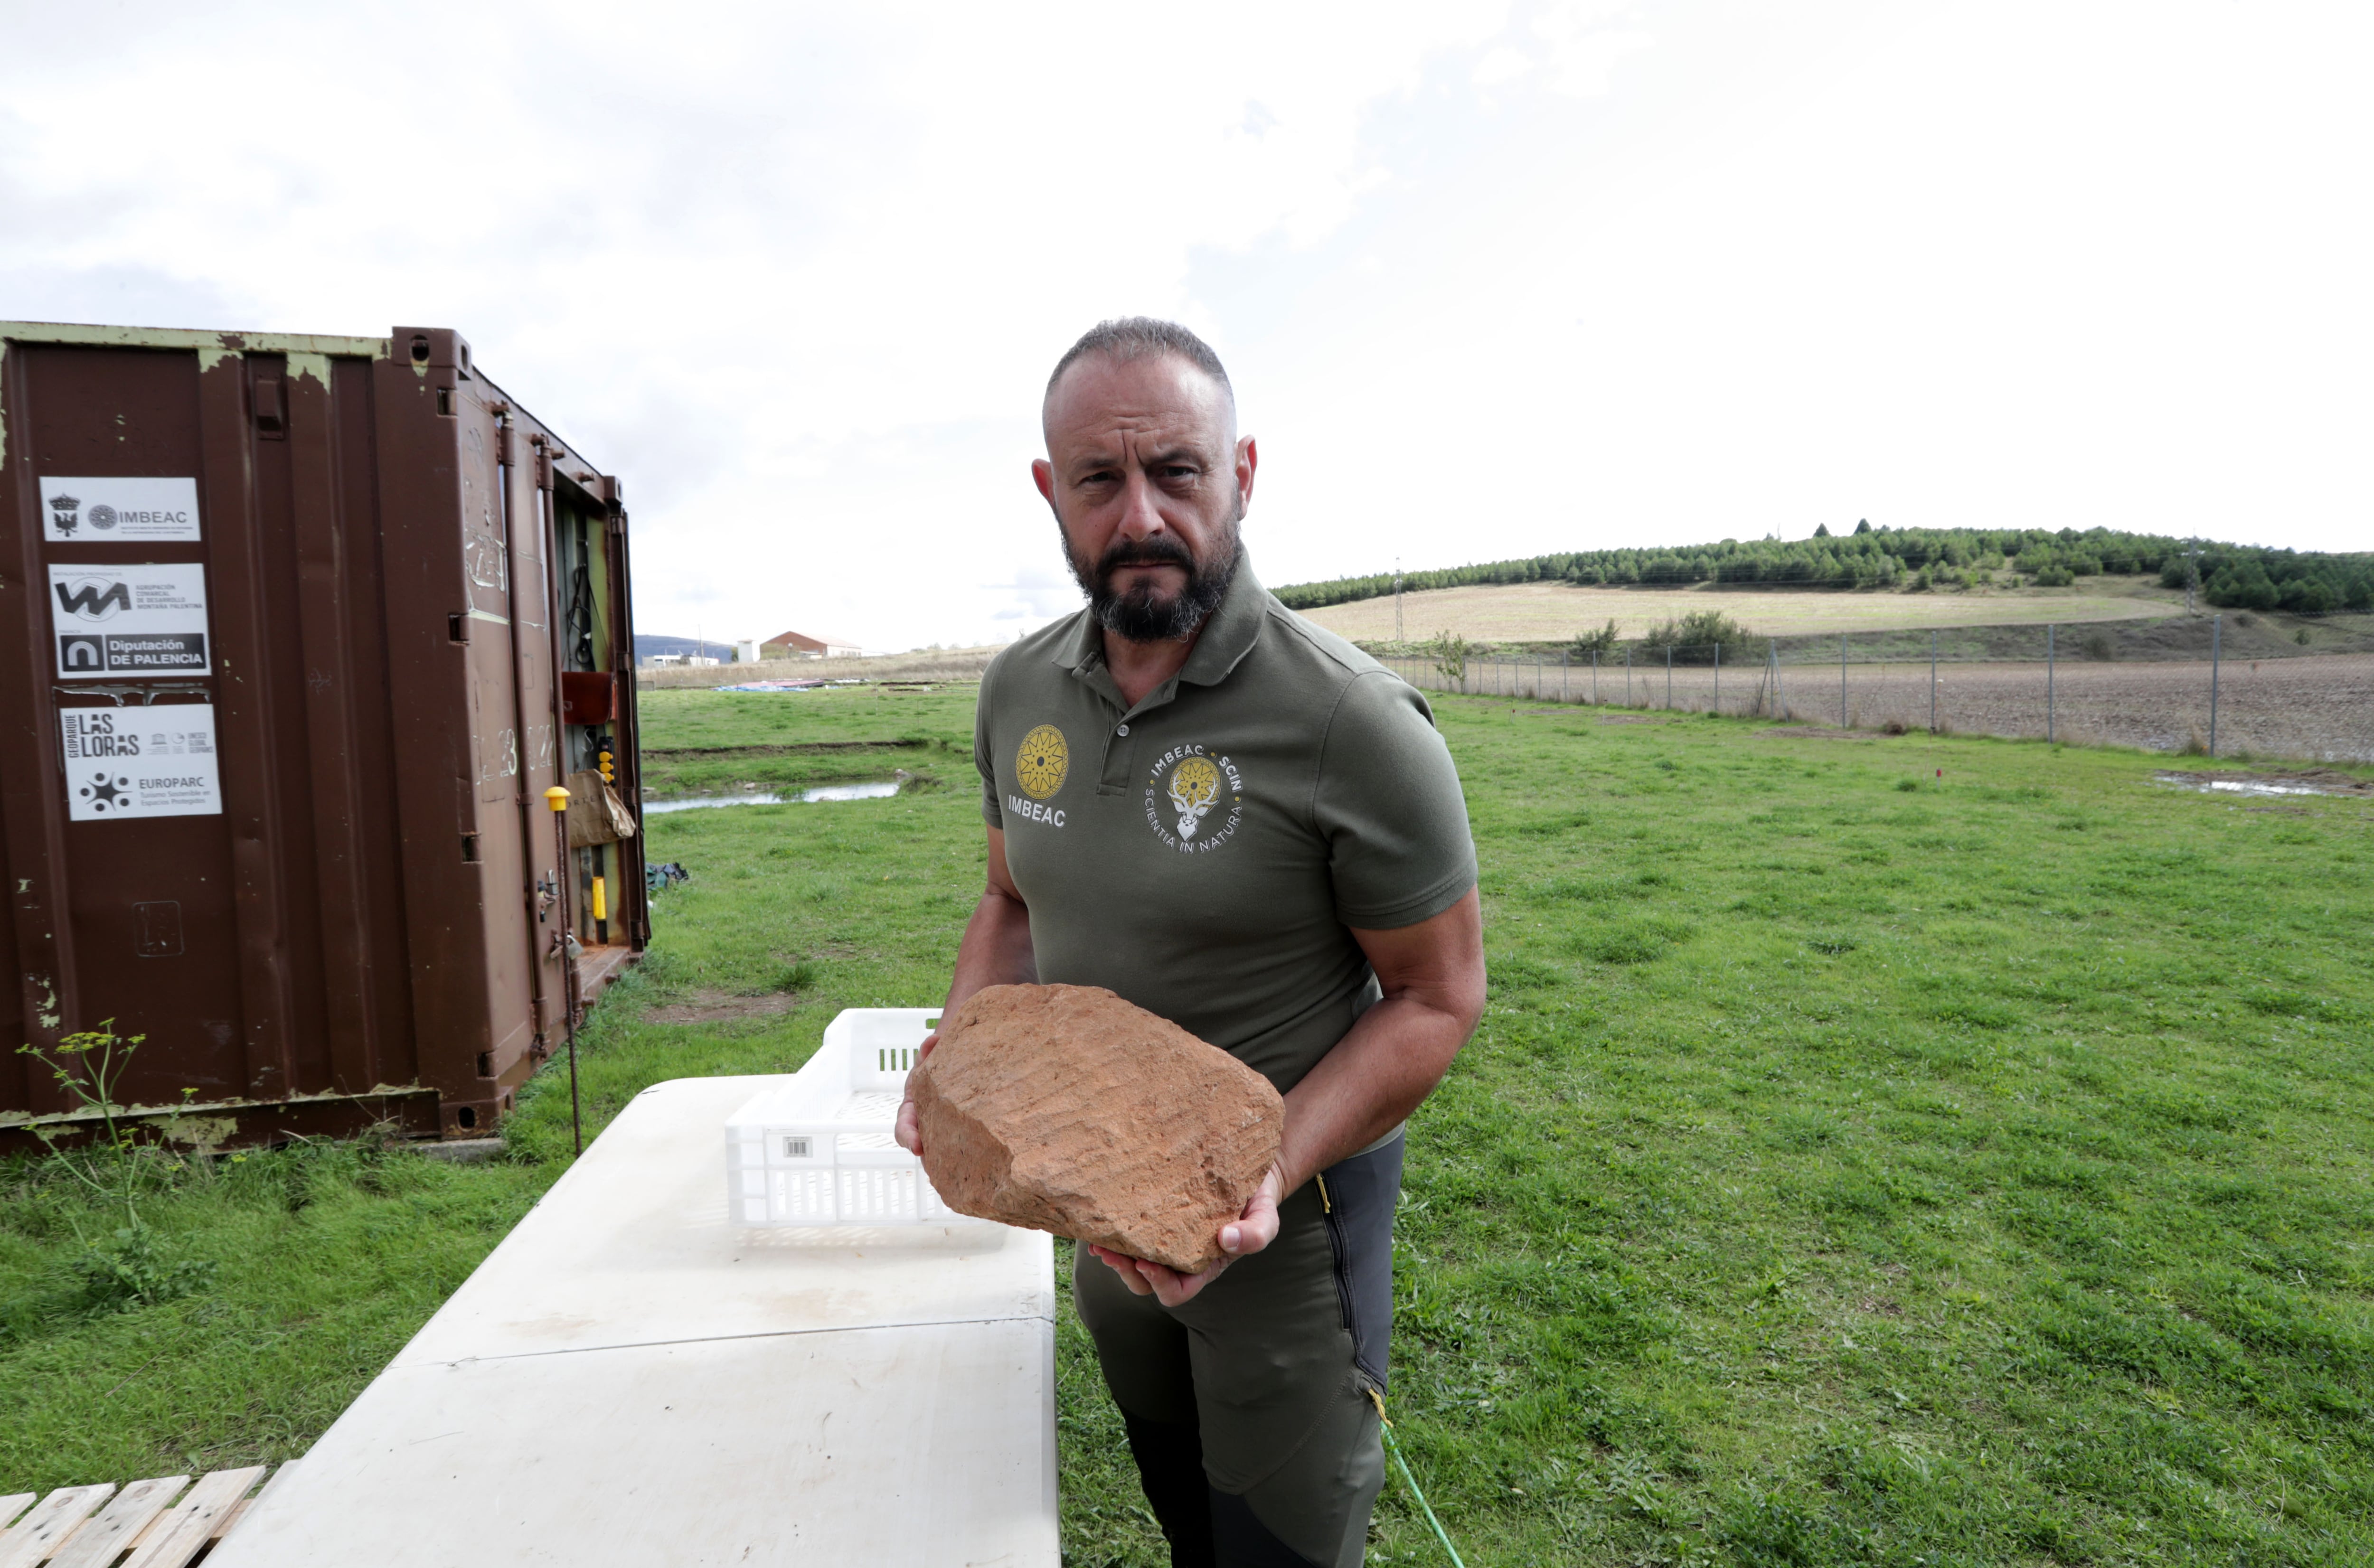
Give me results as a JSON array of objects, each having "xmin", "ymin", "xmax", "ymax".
[{"xmin": 1094, "ymin": 537, "xmax": 1195, "ymax": 575}]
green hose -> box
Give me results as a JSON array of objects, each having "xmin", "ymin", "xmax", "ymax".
[{"xmin": 1369, "ymin": 1389, "xmax": 1469, "ymax": 1568}]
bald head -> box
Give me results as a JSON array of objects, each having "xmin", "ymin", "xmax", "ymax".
[{"xmin": 1042, "ymin": 316, "xmax": 1236, "ymax": 442}]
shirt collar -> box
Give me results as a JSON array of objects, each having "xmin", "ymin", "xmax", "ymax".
[
  {"xmin": 1177, "ymin": 554, "xmax": 1266, "ymax": 687},
  {"xmin": 1050, "ymin": 550, "xmax": 1268, "ymax": 690}
]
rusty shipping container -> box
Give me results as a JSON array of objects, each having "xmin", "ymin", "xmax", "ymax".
[{"xmin": 0, "ymin": 321, "xmax": 646, "ymax": 1147}]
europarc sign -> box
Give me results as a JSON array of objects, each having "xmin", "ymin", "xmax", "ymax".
[{"xmin": 58, "ymin": 703, "xmax": 222, "ymax": 820}]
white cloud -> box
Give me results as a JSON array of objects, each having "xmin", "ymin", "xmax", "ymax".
[{"xmin": 2, "ymin": 0, "xmax": 2366, "ymax": 652}]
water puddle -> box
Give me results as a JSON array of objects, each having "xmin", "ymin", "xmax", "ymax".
[
  {"xmin": 644, "ymin": 781, "xmax": 902, "ymax": 814},
  {"xmin": 2154, "ymin": 770, "xmax": 2370, "ymax": 799}
]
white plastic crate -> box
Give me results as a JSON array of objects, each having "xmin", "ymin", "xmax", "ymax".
[{"xmin": 724, "ymin": 1007, "xmax": 959, "ymax": 1226}]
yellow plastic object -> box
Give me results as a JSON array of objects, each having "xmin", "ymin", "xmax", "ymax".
[
  {"xmin": 592, "ymin": 876, "xmax": 607, "ymax": 921},
  {"xmin": 544, "ymin": 785, "xmax": 573, "ymax": 813}
]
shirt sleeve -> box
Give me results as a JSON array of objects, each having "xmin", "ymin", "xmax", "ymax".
[
  {"xmin": 976, "ymin": 653, "xmax": 1004, "ymax": 828},
  {"xmin": 1312, "ymin": 669, "xmax": 1477, "ymax": 929}
]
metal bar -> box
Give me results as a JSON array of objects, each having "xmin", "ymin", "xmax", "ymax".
[
  {"xmin": 2209, "ymin": 613, "xmax": 2222, "ymax": 757},
  {"xmin": 285, "ymin": 354, "xmax": 380, "ymax": 1094},
  {"xmin": 2047, "ymin": 623, "xmax": 2056, "ymax": 743},
  {"xmin": 496, "ymin": 413, "xmax": 555, "ymax": 1061},
  {"xmin": 200, "ymin": 349, "xmax": 298, "ymax": 1102}
]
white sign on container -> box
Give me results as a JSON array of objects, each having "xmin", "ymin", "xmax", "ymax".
[
  {"xmin": 39, "ymin": 477, "xmax": 202, "ymax": 542},
  {"xmin": 49, "ymin": 562, "xmax": 211, "ymax": 678},
  {"xmin": 59, "ymin": 704, "xmax": 222, "ymax": 820}
]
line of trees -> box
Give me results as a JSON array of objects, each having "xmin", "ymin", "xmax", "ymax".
[{"xmin": 1272, "ymin": 524, "xmax": 2374, "ymax": 614}]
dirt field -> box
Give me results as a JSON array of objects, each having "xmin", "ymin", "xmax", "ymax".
[
  {"xmin": 1301, "ymin": 579, "xmax": 2180, "ymax": 642},
  {"xmin": 634, "ymin": 645, "xmax": 997, "ymax": 689},
  {"xmin": 1385, "ymin": 651, "xmax": 2374, "ymax": 763}
]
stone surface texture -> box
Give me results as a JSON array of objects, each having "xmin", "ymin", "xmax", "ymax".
[{"xmin": 913, "ymin": 984, "xmax": 1284, "ymax": 1273}]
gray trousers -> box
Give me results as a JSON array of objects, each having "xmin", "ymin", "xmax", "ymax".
[{"xmin": 1074, "ymin": 1133, "xmax": 1402, "ymax": 1568}]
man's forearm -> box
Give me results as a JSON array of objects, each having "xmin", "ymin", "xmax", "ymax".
[
  {"xmin": 1273, "ymin": 993, "xmax": 1469, "ymax": 1193},
  {"xmin": 1272, "ymin": 890, "xmax": 1487, "ymax": 1195},
  {"xmin": 944, "ymin": 886, "xmax": 1036, "ymax": 1012}
]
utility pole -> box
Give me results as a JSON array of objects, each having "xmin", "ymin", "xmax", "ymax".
[
  {"xmin": 2209, "ymin": 613, "xmax": 2223, "ymax": 757},
  {"xmin": 2186, "ymin": 537, "xmax": 2202, "ymax": 615}
]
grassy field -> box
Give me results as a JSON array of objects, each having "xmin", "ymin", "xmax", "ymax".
[
  {"xmin": 634, "ymin": 683, "xmax": 975, "ymax": 798},
  {"xmin": 5, "ymin": 683, "xmax": 2371, "ymax": 1566},
  {"xmin": 1305, "ymin": 578, "xmax": 2184, "ymax": 644}
]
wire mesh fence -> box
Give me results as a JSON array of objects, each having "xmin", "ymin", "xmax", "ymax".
[{"xmin": 1384, "ymin": 622, "xmax": 2374, "ymax": 763}]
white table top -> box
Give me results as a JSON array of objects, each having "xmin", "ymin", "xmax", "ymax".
[{"xmin": 211, "ymin": 1075, "xmax": 1058, "ymax": 1567}]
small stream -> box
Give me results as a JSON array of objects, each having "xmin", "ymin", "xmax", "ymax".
[{"xmin": 643, "ymin": 781, "xmax": 902, "ymax": 814}]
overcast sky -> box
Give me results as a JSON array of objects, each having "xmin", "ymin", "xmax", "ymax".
[{"xmin": 5, "ymin": 1, "xmax": 2367, "ymax": 650}]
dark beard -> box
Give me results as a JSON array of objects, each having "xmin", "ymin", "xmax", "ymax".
[{"xmin": 1070, "ymin": 526, "xmax": 1241, "ymax": 643}]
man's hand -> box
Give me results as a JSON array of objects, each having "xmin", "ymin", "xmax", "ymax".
[
  {"xmin": 893, "ymin": 1031, "xmax": 939, "ymax": 1155},
  {"xmin": 1087, "ymin": 1163, "xmax": 1282, "ymax": 1307}
]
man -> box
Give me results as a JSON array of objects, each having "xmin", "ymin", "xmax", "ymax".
[{"xmin": 896, "ymin": 318, "xmax": 1484, "ymax": 1568}]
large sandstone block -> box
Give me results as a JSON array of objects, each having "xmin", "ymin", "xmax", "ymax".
[{"xmin": 913, "ymin": 984, "xmax": 1284, "ymax": 1273}]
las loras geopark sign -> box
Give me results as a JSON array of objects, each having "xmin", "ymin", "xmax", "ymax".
[{"xmin": 59, "ymin": 704, "xmax": 222, "ymax": 820}]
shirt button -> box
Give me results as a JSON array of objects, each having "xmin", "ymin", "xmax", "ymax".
[{"xmin": 1116, "ymin": 723, "xmax": 1130, "ymax": 735}]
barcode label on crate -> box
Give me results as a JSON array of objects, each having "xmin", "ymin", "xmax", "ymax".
[{"xmin": 783, "ymin": 1136, "xmax": 811, "ymax": 1159}]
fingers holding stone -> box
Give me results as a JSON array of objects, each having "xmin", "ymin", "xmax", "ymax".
[{"xmin": 1089, "ymin": 1243, "xmax": 1157, "ymax": 1296}]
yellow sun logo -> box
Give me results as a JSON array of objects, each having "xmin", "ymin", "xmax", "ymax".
[
  {"xmin": 1016, "ymin": 724, "xmax": 1069, "ymax": 799},
  {"xmin": 1166, "ymin": 756, "xmax": 1221, "ymax": 837}
]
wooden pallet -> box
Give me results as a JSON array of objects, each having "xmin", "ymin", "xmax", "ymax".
[{"xmin": 0, "ymin": 1465, "xmax": 281, "ymax": 1568}]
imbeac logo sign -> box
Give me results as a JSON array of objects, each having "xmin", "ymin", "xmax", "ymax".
[{"xmin": 37, "ymin": 477, "xmax": 201, "ymax": 543}]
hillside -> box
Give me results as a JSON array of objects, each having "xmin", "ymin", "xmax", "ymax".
[
  {"xmin": 1301, "ymin": 578, "xmax": 2182, "ymax": 646},
  {"xmin": 1275, "ymin": 525, "xmax": 2374, "ymax": 615}
]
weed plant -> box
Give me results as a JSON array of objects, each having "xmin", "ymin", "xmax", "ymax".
[{"xmin": 2, "ymin": 685, "xmax": 2367, "ymax": 1567}]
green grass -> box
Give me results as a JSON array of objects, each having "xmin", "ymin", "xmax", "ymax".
[{"xmin": 4, "ymin": 686, "xmax": 2370, "ymax": 1566}]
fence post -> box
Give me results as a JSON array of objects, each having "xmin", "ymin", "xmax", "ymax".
[
  {"xmin": 1713, "ymin": 642, "xmax": 1721, "ymax": 714},
  {"xmin": 1561, "ymin": 648, "xmax": 1569, "ymax": 703},
  {"xmin": 1930, "ymin": 629, "xmax": 1938, "ymax": 734},
  {"xmin": 1767, "ymin": 639, "xmax": 1780, "ymax": 717},
  {"xmin": 1626, "ymin": 647, "xmax": 1632, "ymax": 706},
  {"xmin": 2209, "ymin": 613, "xmax": 2222, "ymax": 757},
  {"xmin": 1592, "ymin": 648, "xmax": 1600, "ymax": 705},
  {"xmin": 1840, "ymin": 634, "xmax": 1848, "ymax": 728},
  {"xmin": 2047, "ymin": 624, "xmax": 2056, "ymax": 743},
  {"xmin": 1666, "ymin": 646, "xmax": 1673, "ymax": 709}
]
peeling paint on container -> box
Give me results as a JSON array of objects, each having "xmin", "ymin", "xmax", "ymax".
[{"xmin": 1, "ymin": 320, "xmax": 645, "ymax": 1147}]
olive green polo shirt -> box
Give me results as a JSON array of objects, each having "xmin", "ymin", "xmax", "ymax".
[{"xmin": 974, "ymin": 558, "xmax": 1476, "ymax": 1093}]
